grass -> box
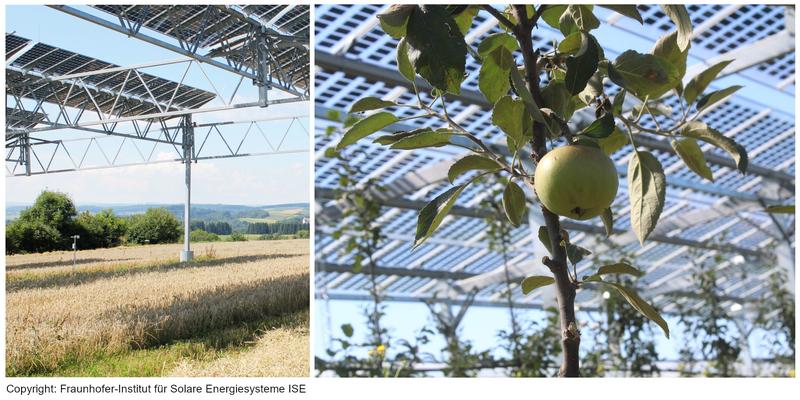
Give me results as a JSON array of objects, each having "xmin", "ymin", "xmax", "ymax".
[
  {"xmin": 6, "ymin": 240, "xmax": 309, "ymax": 377},
  {"xmin": 170, "ymin": 311, "xmax": 309, "ymax": 377},
  {"xmin": 47, "ymin": 311, "xmax": 308, "ymax": 377}
]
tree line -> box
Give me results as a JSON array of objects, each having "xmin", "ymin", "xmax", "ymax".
[
  {"xmin": 6, "ymin": 191, "xmax": 183, "ymax": 254},
  {"xmin": 6, "ymin": 191, "xmax": 311, "ymax": 254},
  {"xmin": 190, "ymin": 220, "xmax": 233, "ymax": 235},
  {"xmin": 245, "ymin": 221, "xmax": 309, "ymax": 235}
]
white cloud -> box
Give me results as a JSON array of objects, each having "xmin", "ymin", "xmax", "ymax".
[{"xmin": 6, "ymin": 153, "xmax": 308, "ymax": 206}]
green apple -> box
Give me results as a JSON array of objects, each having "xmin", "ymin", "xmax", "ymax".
[{"xmin": 533, "ymin": 144, "xmax": 619, "ymax": 220}]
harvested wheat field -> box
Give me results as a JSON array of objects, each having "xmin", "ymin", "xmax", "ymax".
[{"xmin": 6, "ymin": 240, "xmax": 310, "ymax": 377}]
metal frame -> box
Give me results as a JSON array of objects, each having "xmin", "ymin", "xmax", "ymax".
[
  {"xmin": 51, "ymin": 5, "xmax": 309, "ymax": 98},
  {"xmin": 7, "ymin": 5, "xmax": 310, "ymax": 263}
]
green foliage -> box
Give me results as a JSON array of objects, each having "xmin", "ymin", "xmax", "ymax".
[
  {"xmin": 609, "ymin": 50, "xmax": 681, "ymax": 99},
  {"xmin": 501, "ymin": 180, "xmax": 526, "ymax": 226},
  {"xmin": 681, "ymin": 121, "xmax": 748, "ymax": 173},
  {"xmin": 246, "ymin": 221, "xmax": 308, "ymax": 235},
  {"xmin": 660, "ymin": 5, "xmax": 693, "ymax": 51},
  {"xmin": 425, "ymin": 294, "xmax": 492, "ymax": 377},
  {"xmin": 483, "ymin": 183, "xmax": 561, "ymax": 377},
  {"xmin": 126, "ymin": 208, "xmax": 181, "ymax": 244},
  {"xmin": 580, "ymin": 112, "xmax": 615, "ymax": 138},
  {"xmin": 6, "ymin": 218, "xmax": 62, "ymax": 254},
  {"xmin": 479, "ymin": 44, "xmax": 515, "ymax": 103},
  {"xmin": 683, "ymin": 60, "xmax": 733, "ymax": 104},
  {"xmin": 493, "ymin": 95, "xmax": 533, "ymax": 153},
  {"xmin": 448, "ymin": 155, "xmax": 501, "ymax": 183},
  {"xmin": 205, "ymin": 221, "xmax": 232, "ymax": 235},
  {"xmin": 599, "ymin": 281, "xmax": 669, "ymax": 338},
  {"xmin": 598, "ymin": 210, "xmax": 614, "ymax": 239},
  {"xmin": 24, "ymin": 190, "xmax": 79, "ymax": 233},
  {"xmin": 76, "ymin": 209, "xmax": 127, "ymax": 248},
  {"xmin": 599, "ymin": 5, "xmax": 642, "ymax": 24},
  {"xmin": 672, "ymin": 138, "xmax": 714, "ymax": 182},
  {"xmin": 583, "ymin": 266, "xmax": 661, "ymax": 377},
  {"xmin": 350, "ymin": 97, "xmax": 400, "ymax": 113},
  {"xmin": 388, "ymin": 128, "xmax": 452, "ymax": 149},
  {"xmin": 404, "ymin": 6, "xmax": 468, "ymax": 94},
  {"xmin": 764, "ymin": 205, "xmax": 795, "ymax": 214},
  {"xmin": 320, "ymin": 113, "xmax": 428, "ymax": 377},
  {"xmin": 189, "ymin": 229, "xmax": 220, "ymax": 242},
  {"xmin": 521, "ymin": 276, "xmax": 555, "ymax": 295},
  {"xmin": 564, "ymin": 33, "xmax": 600, "ymax": 95},
  {"xmin": 594, "ymin": 262, "xmax": 644, "ymax": 278},
  {"xmin": 756, "ymin": 267, "xmax": 795, "ymax": 372},
  {"xmin": 414, "ymin": 184, "xmax": 469, "ymax": 248},
  {"xmin": 6, "ymin": 191, "xmax": 80, "ymax": 253},
  {"xmin": 499, "ymin": 307, "xmax": 562, "ymax": 377},
  {"xmin": 228, "ymin": 232, "xmax": 247, "ymax": 242},
  {"xmin": 337, "ymin": 112, "xmax": 398, "ymax": 150},
  {"xmin": 580, "ymin": 241, "xmax": 665, "ymax": 376},
  {"xmin": 674, "ymin": 247, "xmax": 741, "ymax": 377},
  {"xmin": 627, "ymin": 150, "xmax": 667, "ymax": 244},
  {"xmin": 696, "ymin": 85, "xmax": 743, "ymax": 113},
  {"xmin": 652, "ymin": 31, "xmax": 689, "ymax": 78}
]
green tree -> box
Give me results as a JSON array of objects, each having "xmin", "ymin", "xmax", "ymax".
[
  {"xmin": 5, "ymin": 219, "xmax": 62, "ymax": 254},
  {"xmin": 755, "ymin": 268, "xmax": 795, "ymax": 376},
  {"xmin": 335, "ymin": 5, "xmax": 748, "ymax": 376},
  {"xmin": 229, "ymin": 232, "xmax": 247, "ymax": 241},
  {"xmin": 22, "ymin": 190, "xmax": 78, "ymax": 234},
  {"xmin": 189, "ymin": 229, "xmax": 220, "ymax": 242},
  {"xmin": 126, "ymin": 208, "xmax": 181, "ymax": 244},
  {"xmin": 75, "ymin": 209, "xmax": 127, "ymax": 248},
  {"xmin": 6, "ymin": 190, "xmax": 80, "ymax": 253},
  {"xmin": 318, "ymin": 110, "xmax": 428, "ymax": 377},
  {"xmin": 674, "ymin": 250, "xmax": 741, "ymax": 377}
]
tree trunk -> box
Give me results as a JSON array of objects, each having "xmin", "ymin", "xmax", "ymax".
[{"xmin": 512, "ymin": 5, "xmax": 581, "ymax": 377}]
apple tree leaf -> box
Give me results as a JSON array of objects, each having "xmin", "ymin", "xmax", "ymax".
[
  {"xmin": 627, "ymin": 150, "xmax": 666, "ymax": 245},
  {"xmin": 521, "ymin": 275, "xmax": 556, "ymax": 295}
]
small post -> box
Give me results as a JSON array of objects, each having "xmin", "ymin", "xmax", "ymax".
[
  {"xmin": 180, "ymin": 115, "xmax": 194, "ymax": 262},
  {"xmin": 71, "ymin": 235, "xmax": 80, "ymax": 270}
]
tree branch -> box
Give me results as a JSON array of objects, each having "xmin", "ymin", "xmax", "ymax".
[
  {"xmin": 512, "ymin": 4, "xmax": 581, "ymax": 378},
  {"xmin": 481, "ymin": 5, "xmax": 515, "ymax": 31}
]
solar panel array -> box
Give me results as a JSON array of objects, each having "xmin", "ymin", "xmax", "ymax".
[
  {"xmin": 5, "ymin": 107, "xmax": 46, "ymax": 131},
  {"xmin": 5, "ymin": 34, "xmax": 216, "ymax": 118},
  {"xmin": 314, "ymin": 5, "xmax": 796, "ymax": 312},
  {"xmin": 90, "ymin": 5, "xmax": 310, "ymax": 91}
]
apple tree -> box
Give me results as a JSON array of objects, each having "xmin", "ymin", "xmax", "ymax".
[{"xmin": 330, "ymin": 5, "xmax": 748, "ymax": 376}]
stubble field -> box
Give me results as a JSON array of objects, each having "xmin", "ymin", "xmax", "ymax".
[{"xmin": 6, "ymin": 240, "xmax": 309, "ymax": 377}]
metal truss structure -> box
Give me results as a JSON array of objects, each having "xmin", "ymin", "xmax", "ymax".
[
  {"xmin": 314, "ymin": 5, "xmax": 795, "ymax": 320},
  {"xmin": 6, "ymin": 5, "xmax": 310, "ymax": 262}
]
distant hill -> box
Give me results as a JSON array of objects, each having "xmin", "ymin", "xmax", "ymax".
[{"xmin": 6, "ymin": 203, "xmax": 310, "ymax": 230}]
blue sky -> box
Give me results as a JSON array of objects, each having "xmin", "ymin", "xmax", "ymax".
[{"xmin": 5, "ymin": 5, "xmax": 310, "ymax": 206}]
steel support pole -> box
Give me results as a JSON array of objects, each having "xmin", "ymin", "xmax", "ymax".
[
  {"xmin": 22, "ymin": 134, "xmax": 31, "ymax": 176},
  {"xmin": 257, "ymin": 35, "xmax": 271, "ymax": 107},
  {"xmin": 180, "ymin": 115, "xmax": 194, "ymax": 262}
]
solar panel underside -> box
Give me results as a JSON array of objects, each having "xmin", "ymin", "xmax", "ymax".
[
  {"xmin": 5, "ymin": 34, "xmax": 216, "ymax": 117},
  {"xmin": 6, "ymin": 107, "xmax": 46, "ymax": 130},
  {"xmin": 90, "ymin": 5, "xmax": 310, "ymax": 90}
]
